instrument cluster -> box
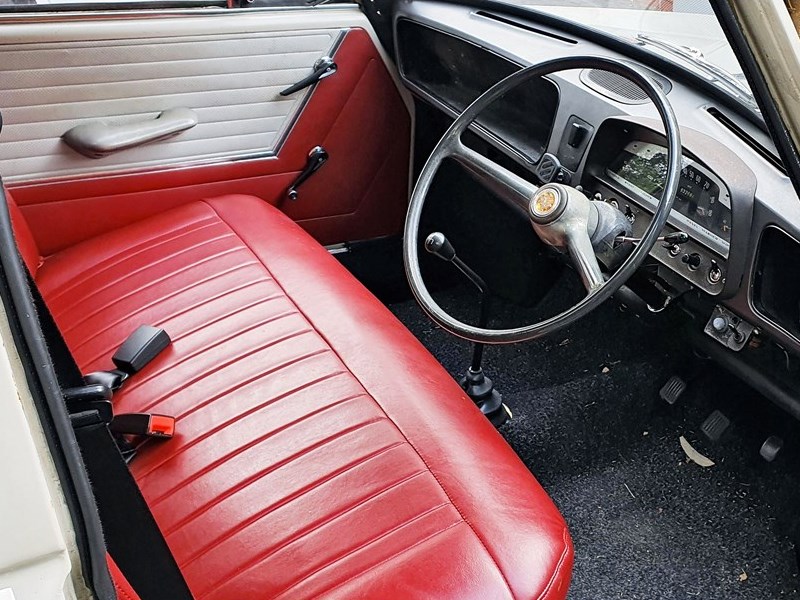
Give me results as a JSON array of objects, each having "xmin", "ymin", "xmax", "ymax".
[{"xmin": 606, "ymin": 141, "xmax": 732, "ymax": 259}]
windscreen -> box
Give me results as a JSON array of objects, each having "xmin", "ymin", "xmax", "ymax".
[{"xmin": 499, "ymin": 0, "xmax": 753, "ymax": 111}]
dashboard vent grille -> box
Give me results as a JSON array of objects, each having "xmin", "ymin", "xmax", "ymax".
[
  {"xmin": 473, "ymin": 11, "xmax": 578, "ymax": 45},
  {"xmin": 580, "ymin": 68, "xmax": 672, "ymax": 104},
  {"xmin": 537, "ymin": 153, "xmax": 559, "ymax": 182}
]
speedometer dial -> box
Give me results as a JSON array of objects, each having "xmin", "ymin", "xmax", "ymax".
[
  {"xmin": 677, "ymin": 166, "xmax": 730, "ymax": 239},
  {"xmin": 607, "ymin": 142, "xmax": 732, "ymax": 254}
]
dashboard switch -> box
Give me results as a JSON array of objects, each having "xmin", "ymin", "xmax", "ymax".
[
  {"xmin": 682, "ymin": 252, "xmax": 702, "ymax": 271},
  {"xmin": 568, "ymin": 122, "xmax": 589, "ymax": 148},
  {"xmin": 662, "ymin": 232, "xmax": 688, "ymax": 257},
  {"xmin": 707, "ymin": 260, "xmax": 723, "ymax": 284}
]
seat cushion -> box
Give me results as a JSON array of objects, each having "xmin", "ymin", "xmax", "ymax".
[{"xmin": 36, "ymin": 195, "xmax": 572, "ymax": 599}]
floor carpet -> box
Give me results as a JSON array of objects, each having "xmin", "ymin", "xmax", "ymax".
[{"xmin": 388, "ymin": 275, "xmax": 800, "ymax": 599}]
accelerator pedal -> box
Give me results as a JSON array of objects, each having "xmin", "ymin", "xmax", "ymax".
[{"xmin": 760, "ymin": 435, "xmax": 784, "ymax": 462}]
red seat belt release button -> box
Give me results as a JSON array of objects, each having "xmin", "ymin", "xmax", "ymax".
[
  {"xmin": 148, "ymin": 415, "xmax": 176, "ymax": 438},
  {"xmin": 110, "ymin": 413, "xmax": 176, "ymax": 439}
]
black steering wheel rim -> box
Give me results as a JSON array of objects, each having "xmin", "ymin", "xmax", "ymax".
[{"xmin": 403, "ymin": 55, "xmax": 682, "ymax": 344}]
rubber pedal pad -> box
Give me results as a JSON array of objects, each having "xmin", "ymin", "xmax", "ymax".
[
  {"xmin": 659, "ymin": 375, "xmax": 687, "ymax": 405},
  {"xmin": 701, "ymin": 409, "xmax": 730, "ymax": 442},
  {"xmin": 760, "ymin": 435, "xmax": 783, "ymax": 462}
]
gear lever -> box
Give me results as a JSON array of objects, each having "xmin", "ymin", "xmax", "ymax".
[{"xmin": 424, "ymin": 232, "xmax": 510, "ymax": 427}]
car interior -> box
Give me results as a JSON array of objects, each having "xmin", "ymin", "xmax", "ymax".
[{"xmin": 1, "ymin": 0, "xmax": 799, "ymax": 598}]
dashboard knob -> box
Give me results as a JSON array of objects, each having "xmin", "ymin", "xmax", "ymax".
[
  {"xmin": 681, "ymin": 252, "xmax": 702, "ymax": 270},
  {"xmin": 712, "ymin": 316, "xmax": 729, "ymax": 333}
]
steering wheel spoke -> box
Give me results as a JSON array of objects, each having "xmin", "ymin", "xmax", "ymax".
[
  {"xmin": 448, "ymin": 140, "xmax": 537, "ymax": 214},
  {"xmin": 565, "ymin": 225, "xmax": 605, "ymax": 293}
]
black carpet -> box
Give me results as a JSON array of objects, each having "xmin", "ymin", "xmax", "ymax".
[{"xmin": 388, "ymin": 275, "xmax": 800, "ymax": 599}]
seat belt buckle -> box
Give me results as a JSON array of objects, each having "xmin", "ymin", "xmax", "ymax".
[
  {"xmin": 83, "ymin": 326, "xmax": 170, "ymax": 395},
  {"xmin": 112, "ymin": 325, "xmax": 171, "ymax": 375},
  {"xmin": 110, "ymin": 413, "xmax": 176, "ymax": 439}
]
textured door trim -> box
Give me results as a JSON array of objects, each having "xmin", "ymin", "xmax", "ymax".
[{"xmin": 0, "ymin": 7, "xmax": 410, "ymax": 184}]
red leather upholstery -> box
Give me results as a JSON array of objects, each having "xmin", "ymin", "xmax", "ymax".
[
  {"xmin": 6, "ymin": 189, "xmax": 42, "ymax": 276},
  {"xmin": 107, "ymin": 555, "xmax": 142, "ymax": 600},
  {"xmin": 32, "ymin": 195, "xmax": 572, "ymax": 598}
]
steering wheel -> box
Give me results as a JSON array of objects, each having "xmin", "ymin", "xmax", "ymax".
[{"xmin": 403, "ymin": 56, "xmax": 681, "ymax": 344}]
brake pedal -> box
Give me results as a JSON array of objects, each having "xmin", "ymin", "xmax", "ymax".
[
  {"xmin": 660, "ymin": 375, "xmax": 687, "ymax": 405},
  {"xmin": 701, "ymin": 409, "xmax": 730, "ymax": 442}
]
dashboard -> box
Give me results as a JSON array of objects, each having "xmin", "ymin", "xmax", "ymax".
[{"xmin": 393, "ymin": 0, "xmax": 800, "ymax": 416}]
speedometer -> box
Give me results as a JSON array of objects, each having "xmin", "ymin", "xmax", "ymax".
[
  {"xmin": 607, "ymin": 141, "xmax": 732, "ymax": 255},
  {"xmin": 677, "ymin": 166, "xmax": 730, "ymax": 241}
]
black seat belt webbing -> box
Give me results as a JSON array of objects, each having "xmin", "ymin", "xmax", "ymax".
[
  {"xmin": 24, "ymin": 269, "xmax": 193, "ymax": 599},
  {"xmin": 25, "ymin": 269, "xmax": 82, "ymax": 389},
  {"xmin": 73, "ymin": 413, "xmax": 193, "ymax": 600}
]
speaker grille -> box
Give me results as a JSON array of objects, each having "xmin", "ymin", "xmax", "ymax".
[{"xmin": 580, "ymin": 68, "xmax": 672, "ymax": 105}]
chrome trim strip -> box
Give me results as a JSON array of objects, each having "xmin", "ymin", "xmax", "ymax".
[
  {"xmin": 0, "ymin": 4, "xmax": 357, "ymax": 23},
  {"xmin": 602, "ymin": 173, "xmax": 729, "ymax": 260},
  {"xmin": 325, "ymin": 242, "xmax": 350, "ymax": 255},
  {"xmin": 7, "ymin": 150, "xmax": 279, "ymax": 188}
]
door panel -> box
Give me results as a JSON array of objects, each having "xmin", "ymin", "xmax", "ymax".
[
  {"xmin": 0, "ymin": 10, "xmax": 411, "ymax": 254},
  {"xmin": 0, "ymin": 16, "xmax": 346, "ymax": 181}
]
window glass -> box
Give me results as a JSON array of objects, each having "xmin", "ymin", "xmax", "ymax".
[{"xmin": 501, "ymin": 0, "xmax": 756, "ymax": 112}]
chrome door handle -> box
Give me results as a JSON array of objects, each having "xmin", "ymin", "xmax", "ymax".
[
  {"xmin": 286, "ymin": 145, "xmax": 328, "ymax": 200},
  {"xmin": 279, "ymin": 56, "xmax": 337, "ymax": 97},
  {"xmin": 62, "ymin": 107, "xmax": 198, "ymax": 158}
]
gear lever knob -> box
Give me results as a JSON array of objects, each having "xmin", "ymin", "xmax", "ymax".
[{"xmin": 424, "ymin": 232, "xmax": 456, "ymax": 262}]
